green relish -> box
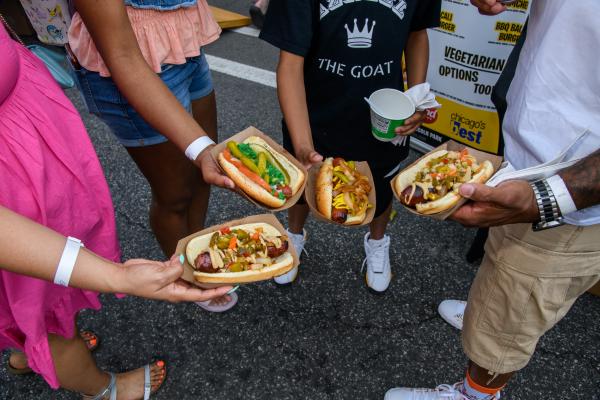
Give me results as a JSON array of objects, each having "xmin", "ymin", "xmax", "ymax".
[
  {"xmin": 266, "ymin": 163, "xmax": 285, "ymax": 186},
  {"xmin": 237, "ymin": 143, "xmax": 257, "ymax": 160},
  {"xmin": 238, "ymin": 143, "xmax": 285, "ymax": 186}
]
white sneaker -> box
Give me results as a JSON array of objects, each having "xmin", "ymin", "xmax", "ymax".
[
  {"xmin": 274, "ymin": 229, "xmax": 306, "ymax": 285},
  {"xmin": 362, "ymin": 233, "xmax": 391, "ymax": 292},
  {"xmin": 385, "ymin": 382, "xmax": 499, "ymax": 400},
  {"xmin": 438, "ymin": 300, "xmax": 467, "ymax": 330}
]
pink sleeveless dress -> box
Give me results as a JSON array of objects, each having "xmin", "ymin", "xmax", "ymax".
[{"xmin": 0, "ymin": 25, "xmax": 120, "ymax": 388}]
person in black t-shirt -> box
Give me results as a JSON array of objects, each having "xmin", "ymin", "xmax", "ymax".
[{"xmin": 260, "ymin": 0, "xmax": 441, "ymax": 291}]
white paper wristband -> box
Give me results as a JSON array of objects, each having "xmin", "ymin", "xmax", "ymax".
[
  {"xmin": 54, "ymin": 237, "xmax": 84, "ymax": 287},
  {"xmin": 546, "ymin": 174, "xmax": 578, "ymax": 215},
  {"xmin": 184, "ymin": 136, "xmax": 216, "ymax": 161}
]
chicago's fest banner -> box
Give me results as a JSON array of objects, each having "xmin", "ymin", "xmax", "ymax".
[{"xmin": 414, "ymin": 0, "xmax": 530, "ymax": 155}]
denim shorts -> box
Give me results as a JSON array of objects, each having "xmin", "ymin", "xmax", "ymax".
[{"xmin": 70, "ymin": 51, "xmax": 213, "ymax": 147}]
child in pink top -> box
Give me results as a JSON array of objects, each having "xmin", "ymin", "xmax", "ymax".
[{"xmin": 68, "ymin": 0, "xmax": 236, "ymax": 313}]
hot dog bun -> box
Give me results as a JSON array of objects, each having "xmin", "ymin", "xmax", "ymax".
[
  {"xmin": 186, "ymin": 222, "xmax": 294, "ymax": 284},
  {"xmin": 217, "ymin": 136, "xmax": 305, "ymax": 208},
  {"xmin": 316, "ymin": 157, "xmax": 368, "ymax": 225},
  {"xmin": 316, "ymin": 158, "xmax": 333, "ymax": 219},
  {"xmin": 394, "ymin": 150, "xmax": 494, "ymax": 215}
]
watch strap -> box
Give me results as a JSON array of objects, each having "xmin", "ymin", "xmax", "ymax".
[{"xmin": 530, "ymin": 179, "xmax": 564, "ymax": 231}]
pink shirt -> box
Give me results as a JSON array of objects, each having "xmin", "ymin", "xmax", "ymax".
[{"xmin": 68, "ymin": 2, "xmax": 221, "ymax": 77}]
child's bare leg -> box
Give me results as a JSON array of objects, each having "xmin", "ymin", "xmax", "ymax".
[
  {"xmin": 190, "ymin": 91, "xmax": 234, "ymax": 307},
  {"xmin": 288, "ymin": 203, "xmax": 310, "ymax": 234},
  {"xmin": 369, "ymin": 203, "xmax": 392, "ymax": 240}
]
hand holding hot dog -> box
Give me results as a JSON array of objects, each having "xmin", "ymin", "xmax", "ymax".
[
  {"xmin": 197, "ymin": 146, "xmax": 235, "ymax": 189},
  {"xmin": 450, "ymin": 180, "xmax": 539, "ymax": 227},
  {"xmin": 117, "ymin": 255, "xmax": 234, "ymax": 303},
  {"xmin": 296, "ymin": 147, "xmax": 323, "ymax": 170}
]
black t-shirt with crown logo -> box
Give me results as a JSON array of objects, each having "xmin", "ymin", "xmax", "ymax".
[{"xmin": 261, "ymin": 0, "xmax": 440, "ymax": 169}]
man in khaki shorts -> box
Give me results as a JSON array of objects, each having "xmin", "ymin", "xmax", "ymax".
[{"xmin": 385, "ymin": 0, "xmax": 600, "ymax": 399}]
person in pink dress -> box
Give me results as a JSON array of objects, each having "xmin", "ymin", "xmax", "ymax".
[{"xmin": 0, "ymin": 23, "xmax": 232, "ymax": 399}]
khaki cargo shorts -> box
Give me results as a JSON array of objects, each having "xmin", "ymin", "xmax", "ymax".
[{"xmin": 462, "ymin": 223, "xmax": 600, "ymax": 374}]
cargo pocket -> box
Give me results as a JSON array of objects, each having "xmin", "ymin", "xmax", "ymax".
[{"xmin": 474, "ymin": 232, "xmax": 600, "ymax": 368}]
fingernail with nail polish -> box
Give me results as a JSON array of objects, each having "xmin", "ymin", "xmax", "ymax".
[
  {"xmin": 227, "ymin": 285, "xmax": 240, "ymax": 294},
  {"xmin": 179, "ymin": 254, "xmax": 185, "ymax": 265}
]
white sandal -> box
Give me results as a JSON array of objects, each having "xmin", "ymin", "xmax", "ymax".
[
  {"xmin": 83, "ymin": 364, "xmax": 156, "ymax": 400},
  {"xmin": 195, "ymin": 291, "xmax": 238, "ymax": 313},
  {"xmin": 82, "ymin": 372, "xmax": 116, "ymax": 400}
]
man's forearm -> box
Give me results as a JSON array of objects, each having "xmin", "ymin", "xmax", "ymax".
[{"xmin": 559, "ymin": 148, "xmax": 600, "ymax": 210}]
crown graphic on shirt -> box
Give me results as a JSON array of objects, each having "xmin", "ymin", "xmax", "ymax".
[{"xmin": 344, "ymin": 18, "xmax": 376, "ymax": 49}]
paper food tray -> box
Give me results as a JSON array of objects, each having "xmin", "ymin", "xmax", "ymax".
[
  {"xmin": 176, "ymin": 214, "xmax": 299, "ymax": 286},
  {"xmin": 391, "ymin": 140, "xmax": 503, "ymax": 220},
  {"xmin": 210, "ymin": 126, "xmax": 308, "ymax": 212},
  {"xmin": 305, "ymin": 160, "xmax": 376, "ymax": 227}
]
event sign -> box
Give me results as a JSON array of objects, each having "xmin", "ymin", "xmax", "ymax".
[{"xmin": 413, "ymin": 0, "xmax": 530, "ymax": 155}]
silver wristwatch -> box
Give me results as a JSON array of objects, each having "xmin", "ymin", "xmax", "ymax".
[{"xmin": 530, "ymin": 179, "xmax": 564, "ymax": 231}]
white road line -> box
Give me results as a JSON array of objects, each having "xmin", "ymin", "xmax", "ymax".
[
  {"xmin": 206, "ymin": 54, "xmax": 276, "ymax": 88},
  {"xmin": 231, "ymin": 26, "xmax": 261, "ymax": 38}
]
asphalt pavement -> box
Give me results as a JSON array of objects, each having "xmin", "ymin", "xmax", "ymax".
[{"xmin": 1, "ymin": 2, "xmax": 599, "ymax": 399}]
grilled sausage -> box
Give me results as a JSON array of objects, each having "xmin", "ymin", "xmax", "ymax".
[
  {"xmin": 267, "ymin": 239, "xmax": 289, "ymax": 258},
  {"xmin": 331, "ymin": 207, "xmax": 348, "ymax": 223},
  {"xmin": 194, "ymin": 252, "xmax": 217, "ymax": 273},
  {"xmin": 400, "ymin": 185, "xmax": 425, "ymax": 208}
]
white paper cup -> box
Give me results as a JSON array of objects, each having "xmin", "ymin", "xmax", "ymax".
[{"xmin": 367, "ymin": 89, "xmax": 415, "ymax": 142}]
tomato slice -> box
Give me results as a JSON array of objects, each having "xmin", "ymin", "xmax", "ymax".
[{"xmin": 278, "ymin": 185, "xmax": 293, "ymax": 198}]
